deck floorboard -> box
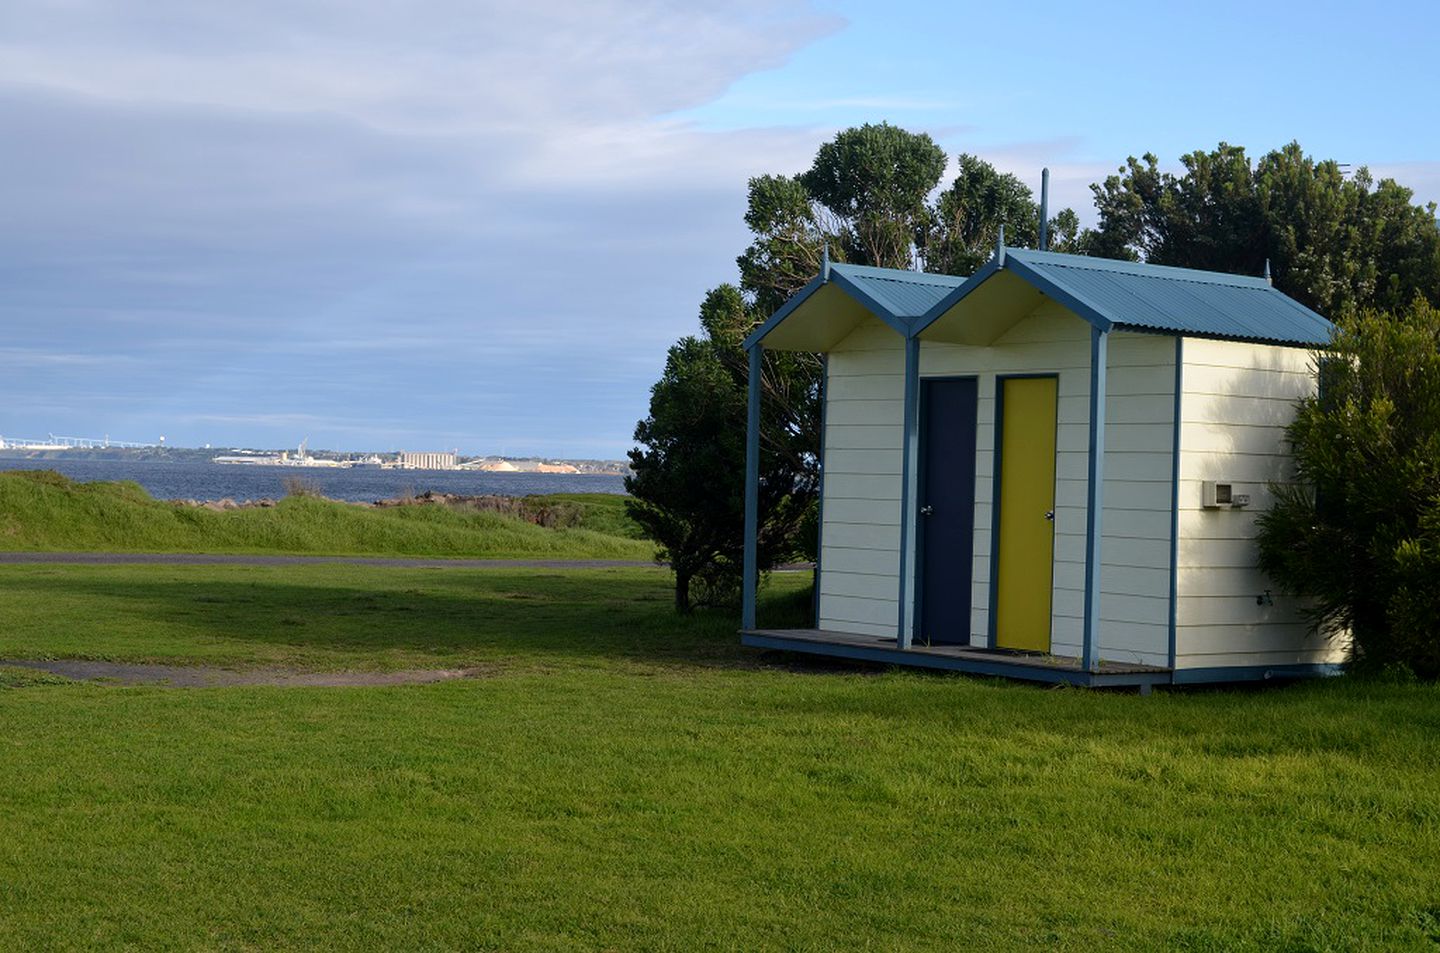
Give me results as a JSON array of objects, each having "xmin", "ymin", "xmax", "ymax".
[{"xmin": 742, "ymin": 628, "xmax": 1172, "ymax": 686}]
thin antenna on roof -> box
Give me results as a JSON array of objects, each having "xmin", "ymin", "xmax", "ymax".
[
  {"xmin": 996, "ymin": 224, "xmax": 1006, "ymax": 267},
  {"xmin": 1038, "ymin": 168, "xmax": 1050, "ymax": 252},
  {"xmin": 1264, "ymin": 258, "xmax": 1272, "ymax": 285},
  {"xmin": 822, "ymin": 242, "xmax": 831, "ymax": 281}
]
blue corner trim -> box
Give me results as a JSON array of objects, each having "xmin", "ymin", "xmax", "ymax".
[
  {"xmin": 1171, "ymin": 663, "xmax": 1345, "ymax": 685},
  {"xmin": 1081, "ymin": 326, "xmax": 1108, "ymax": 673},
  {"xmin": 895, "ymin": 336, "xmax": 921, "ymax": 648},
  {"xmin": 1167, "ymin": 336, "xmax": 1183, "ymax": 670},
  {"xmin": 740, "ymin": 344, "xmax": 762, "ymax": 629},
  {"xmin": 812, "ymin": 355, "xmax": 828, "ymax": 628}
]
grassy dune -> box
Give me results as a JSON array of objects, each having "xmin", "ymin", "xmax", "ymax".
[{"xmin": 0, "ymin": 469, "xmax": 652, "ymax": 559}]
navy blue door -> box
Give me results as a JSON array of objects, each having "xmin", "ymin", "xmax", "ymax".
[{"xmin": 917, "ymin": 378, "xmax": 978, "ymax": 645}]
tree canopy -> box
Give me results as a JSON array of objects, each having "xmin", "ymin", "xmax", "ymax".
[
  {"xmin": 924, "ymin": 153, "xmax": 1081, "ymax": 275},
  {"xmin": 631, "ymin": 126, "xmax": 1440, "ymax": 617},
  {"xmin": 633, "ymin": 125, "xmax": 1056, "ymax": 611},
  {"xmin": 1086, "ymin": 142, "xmax": 1440, "ymax": 315}
]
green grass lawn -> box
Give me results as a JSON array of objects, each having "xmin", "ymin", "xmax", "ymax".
[
  {"xmin": 2, "ymin": 564, "xmax": 1439, "ymax": 950},
  {"xmin": 0, "ymin": 469, "xmax": 652, "ymax": 559},
  {"xmin": 0, "ymin": 564, "xmax": 807, "ymax": 671}
]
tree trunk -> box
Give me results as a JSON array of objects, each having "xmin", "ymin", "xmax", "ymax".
[{"xmin": 674, "ymin": 569, "xmax": 692, "ymax": 614}]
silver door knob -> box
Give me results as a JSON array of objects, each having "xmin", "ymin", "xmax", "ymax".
[
  {"xmin": 1044, "ymin": 510, "xmax": 1055, "ymax": 521},
  {"xmin": 920, "ymin": 505, "xmax": 934, "ymax": 516}
]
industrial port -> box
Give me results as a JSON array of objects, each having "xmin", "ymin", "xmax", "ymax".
[{"xmin": 1, "ymin": 434, "xmax": 627, "ymax": 475}]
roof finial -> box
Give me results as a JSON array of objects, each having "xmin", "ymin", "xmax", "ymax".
[
  {"xmin": 1263, "ymin": 258, "xmax": 1272, "ymax": 285},
  {"xmin": 1038, "ymin": 168, "xmax": 1050, "ymax": 252},
  {"xmin": 822, "ymin": 242, "xmax": 831, "ymax": 281},
  {"xmin": 996, "ymin": 224, "xmax": 1006, "ymax": 267}
]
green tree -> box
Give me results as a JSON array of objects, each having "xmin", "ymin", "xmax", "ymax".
[
  {"xmin": 626, "ymin": 289, "xmax": 816, "ymax": 613},
  {"xmin": 1088, "ymin": 141, "xmax": 1440, "ymax": 315},
  {"xmin": 632, "ymin": 126, "xmax": 1084, "ymax": 612},
  {"xmin": 635, "ymin": 124, "xmax": 960, "ymax": 612},
  {"xmin": 1257, "ymin": 299, "xmax": 1440, "ymax": 677},
  {"xmin": 800, "ymin": 122, "xmax": 948, "ymax": 270},
  {"xmin": 923, "ymin": 153, "xmax": 1081, "ymax": 275},
  {"xmin": 626, "ymin": 335, "xmax": 747, "ymax": 613},
  {"xmin": 735, "ymin": 174, "xmax": 833, "ymax": 319}
]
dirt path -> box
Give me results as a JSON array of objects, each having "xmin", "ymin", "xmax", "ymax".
[
  {"xmin": 1, "ymin": 658, "xmax": 493, "ymax": 687},
  {"xmin": 0, "ymin": 552, "xmax": 652, "ymax": 569}
]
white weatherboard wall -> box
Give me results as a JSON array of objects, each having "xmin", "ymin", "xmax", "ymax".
[
  {"xmin": 920, "ymin": 303, "xmax": 1175, "ymax": 666},
  {"xmin": 816, "ymin": 302, "xmax": 1176, "ymax": 667},
  {"xmin": 817, "ymin": 317, "xmax": 905, "ymax": 636},
  {"xmin": 1174, "ymin": 339, "xmax": 1349, "ymax": 670}
]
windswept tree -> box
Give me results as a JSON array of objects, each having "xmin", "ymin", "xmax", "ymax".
[
  {"xmin": 799, "ymin": 122, "xmax": 948, "ymax": 269},
  {"xmin": 737, "ymin": 123, "xmax": 948, "ymax": 315}
]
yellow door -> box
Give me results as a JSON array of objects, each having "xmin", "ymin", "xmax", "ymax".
[{"xmin": 994, "ymin": 377, "xmax": 1058, "ymax": 652}]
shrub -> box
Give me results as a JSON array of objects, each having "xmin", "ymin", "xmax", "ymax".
[
  {"xmin": 281, "ymin": 475, "xmax": 324, "ymax": 499},
  {"xmin": 1257, "ymin": 299, "xmax": 1440, "ymax": 678}
]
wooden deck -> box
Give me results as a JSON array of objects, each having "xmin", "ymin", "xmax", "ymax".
[{"xmin": 741, "ymin": 628, "xmax": 1172, "ymax": 689}]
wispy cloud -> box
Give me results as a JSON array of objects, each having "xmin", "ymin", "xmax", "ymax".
[
  {"xmin": 0, "ymin": 0, "xmax": 845, "ymax": 453},
  {"xmin": 0, "ymin": 347, "xmax": 143, "ymax": 368}
]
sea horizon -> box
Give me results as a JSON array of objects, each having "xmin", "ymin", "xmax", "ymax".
[{"xmin": 0, "ymin": 458, "xmax": 627, "ymax": 503}]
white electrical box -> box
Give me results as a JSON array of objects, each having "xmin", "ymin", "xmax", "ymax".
[{"xmin": 1202, "ymin": 481, "xmax": 1250, "ymax": 509}]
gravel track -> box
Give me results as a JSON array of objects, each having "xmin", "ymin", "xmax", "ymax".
[{"xmin": 1, "ymin": 658, "xmax": 494, "ymax": 687}]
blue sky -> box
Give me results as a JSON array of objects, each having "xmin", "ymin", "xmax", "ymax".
[{"xmin": 5, "ymin": 0, "xmax": 1437, "ymax": 456}]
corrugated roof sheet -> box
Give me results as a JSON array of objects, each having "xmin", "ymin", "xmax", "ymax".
[
  {"xmin": 830, "ymin": 262, "xmax": 965, "ymax": 327},
  {"xmin": 1003, "ymin": 249, "xmax": 1334, "ymax": 346}
]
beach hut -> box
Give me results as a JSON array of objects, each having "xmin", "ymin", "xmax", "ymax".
[{"xmin": 739, "ymin": 242, "xmax": 1348, "ymax": 689}]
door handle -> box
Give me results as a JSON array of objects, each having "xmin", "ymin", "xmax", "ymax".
[
  {"xmin": 1044, "ymin": 510, "xmax": 1055, "ymax": 521},
  {"xmin": 920, "ymin": 505, "xmax": 934, "ymax": 516}
]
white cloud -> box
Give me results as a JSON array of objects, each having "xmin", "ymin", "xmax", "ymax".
[{"xmin": 0, "ymin": 1, "xmax": 840, "ymax": 131}]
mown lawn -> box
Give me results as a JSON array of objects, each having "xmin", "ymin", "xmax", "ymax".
[
  {"xmin": 0, "ymin": 564, "xmax": 807, "ymax": 671},
  {"xmin": 2, "ymin": 565, "xmax": 1439, "ymax": 950}
]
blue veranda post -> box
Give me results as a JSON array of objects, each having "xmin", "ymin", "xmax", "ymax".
[
  {"xmin": 896, "ymin": 334, "xmax": 921, "ymax": 648},
  {"xmin": 741, "ymin": 342, "xmax": 762, "ymax": 630},
  {"xmin": 1082, "ymin": 325, "xmax": 1108, "ymax": 672}
]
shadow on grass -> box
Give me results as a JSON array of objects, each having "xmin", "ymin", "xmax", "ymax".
[{"xmin": 2, "ymin": 567, "xmax": 819, "ymax": 671}]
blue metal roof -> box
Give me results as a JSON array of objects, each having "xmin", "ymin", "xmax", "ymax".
[
  {"xmin": 920, "ymin": 248, "xmax": 1334, "ymax": 347},
  {"xmin": 828, "ymin": 263, "xmax": 966, "ymax": 325},
  {"xmin": 745, "ymin": 262, "xmax": 966, "ymax": 350}
]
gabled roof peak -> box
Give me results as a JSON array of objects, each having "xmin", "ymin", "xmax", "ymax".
[{"xmin": 917, "ymin": 246, "xmax": 1334, "ymax": 348}]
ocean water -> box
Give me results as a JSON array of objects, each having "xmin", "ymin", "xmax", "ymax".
[{"xmin": 0, "ymin": 458, "xmax": 627, "ymax": 503}]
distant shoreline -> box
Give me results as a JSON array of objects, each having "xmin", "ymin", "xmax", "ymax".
[{"xmin": 0, "ymin": 458, "xmax": 628, "ymax": 504}]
